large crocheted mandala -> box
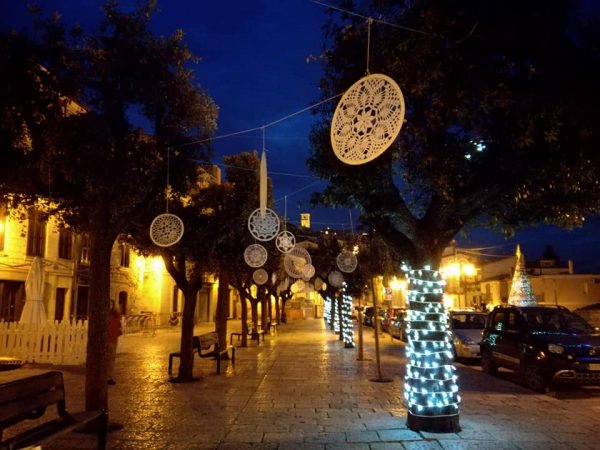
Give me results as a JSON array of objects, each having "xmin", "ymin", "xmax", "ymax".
[
  {"xmin": 275, "ymin": 230, "xmax": 296, "ymax": 253},
  {"xmin": 244, "ymin": 244, "xmax": 268, "ymax": 268},
  {"xmin": 149, "ymin": 213, "xmax": 184, "ymax": 247},
  {"xmin": 336, "ymin": 250, "xmax": 358, "ymax": 273},
  {"xmin": 253, "ymin": 269, "xmax": 268, "ymax": 285},
  {"xmin": 328, "ymin": 270, "xmax": 344, "ymax": 288},
  {"xmin": 331, "ymin": 73, "xmax": 405, "ymax": 165},
  {"xmin": 284, "ymin": 246, "xmax": 312, "ymax": 278},
  {"xmin": 248, "ymin": 208, "xmax": 280, "ymax": 241}
]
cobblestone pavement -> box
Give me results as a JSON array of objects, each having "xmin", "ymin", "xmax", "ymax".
[{"xmin": 2, "ymin": 318, "xmax": 600, "ymax": 449}]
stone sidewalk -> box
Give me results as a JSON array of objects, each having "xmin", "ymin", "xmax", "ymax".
[{"xmin": 1, "ymin": 318, "xmax": 600, "ymax": 449}]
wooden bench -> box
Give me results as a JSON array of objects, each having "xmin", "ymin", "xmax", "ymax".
[
  {"xmin": 229, "ymin": 329, "xmax": 266, "ymax": 345},
  {"xmin": 0, "ymin": 371, "xmax": 107, "ymax": 450},
  {"xmin": 168, "ymin": 332, "xmax": 234, "ymax": 375}
]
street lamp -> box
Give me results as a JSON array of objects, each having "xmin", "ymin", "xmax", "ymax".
[{"xmin": 441, "ymin": 260, "xmax": 478, "ymax": 308}]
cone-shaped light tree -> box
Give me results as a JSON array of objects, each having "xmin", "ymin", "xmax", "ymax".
[
  {"xmin": 309, "ymin": 0, "xmax": 600, "ymax": 432},
  {"xmin": 508, "ymin": 245, "xmax": 537, "ymax": 306}
]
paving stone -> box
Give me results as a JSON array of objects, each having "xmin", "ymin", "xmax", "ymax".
[
  {"xmin": 378, "ymin": 428, "xmax": 422, "ymax": 441},
  {"xmin": 2, "ymin": 319, "xmax": 599, "ymax": 449}
]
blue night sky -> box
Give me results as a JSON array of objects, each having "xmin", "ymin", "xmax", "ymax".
[{"xmin": 2, "ymin": 1, "xmax": 599, "ymax": 272}]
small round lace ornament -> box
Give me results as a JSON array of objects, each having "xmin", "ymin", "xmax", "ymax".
[
  {"xmin": 314, "ymin": 277, "xmax": 324, "ymax": 291},
  {"xmin": 302, "ymin": 264, "xmax": 315, "ymax": 280},
  {"xmin": 149, "ymin": 213, "xmax": 184, "ymax": 247},
  {"xmin": 331, "ymin": 73, "xmax": 405, "ymax": 165},
  {"xmin": 336, "ymin": 250, "xmax": 358, "ymax": 273},
  {"xmin": 284, "ymin": 246, "xmax": 312, "ymax": 278},
  {"xmin": 248, "ymin": 208, "xmax": 280, "ymax": 241},
  {"xmin": 293, "ymin": 279, "xmax": 305, "ymax": 292},
  {"xmin": 328, "ymin": 270, "xmax": 344, "ymax": 288},
  {"xmin": 253, "ymin": 268, "xmax": 268, "ymax": 285},
  {"xmin": 275, "ymin": 230, "xmax": 296, "ymax": 253},
  {"xmin": 244, "ymin": 244, "xmax": 268, "ymax": 268}
]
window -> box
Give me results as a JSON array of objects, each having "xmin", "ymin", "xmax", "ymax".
[
  {"xmin": 0, "ymin": 205, "xmax": 6, "ymax": 251},
  {"xmin": 55, "ymin": 288, "xmax": 66, "ymax": 321},
  {"xmin": 26, "ymin": 210, "xmax": 47, "ymax": 257},
  {"xmin": 58, "ymin": 228, "xmax": 73, "ymax": 260},
  {"xmin": 80, "ymin": 234, "xmax": 90, "ymax": 264},
  {"xmin": 119, "ymin": 243, "xmax": 130, "ymax": 268},
  {"xmin": 492, "ymin": 311, "xmax": 506, "ymax": 331}
]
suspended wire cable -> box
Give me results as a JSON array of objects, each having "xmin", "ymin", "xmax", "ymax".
[
  {"xmin": 172, "ymin": 92, "xmax": 343, "ymax": 150},
  {"xmin": 274, "ymin": 180, "xmax": 323, "ymax": 203},
  {"xmin": 312, "ymin": 0, "xmax": 432, "ymax": 37}
]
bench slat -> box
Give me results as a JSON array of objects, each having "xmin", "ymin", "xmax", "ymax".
[{"xmin": 0, "ymin": 372, "xmax": 106, "ymax": 450}]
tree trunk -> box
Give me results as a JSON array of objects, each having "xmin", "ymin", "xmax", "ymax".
[
  {"xmin": 251, "ymin": 300, "xmax": 259, "ymax": 340},
  {"xmin": 370, "ymin": 277, "xmax": 385, "ymax": 381},
  {"xmin": 260, "ymin": 287, "xmax": 268, "ymax": 332},
  {"xmin": 281, "ymin": 298, "xmax": 288, "ymax": 323},
  {"xmin": 329, "ymin": 294, "xmax": 336, "ymax": 330},
  {"xmin": 337, "ymin": 294, "xmax": 343, "ymax": 341},
  {"xmin": 175, "ymin": 285, "xmax": 200, "ymax": 382},
  {"xmin": 241, "ymin": 296, "xmax": 248, "ymax": 347},
  {"xmin": 215, "ymin": 269, "xmax": 230, "ymax": 354},
  {"xmin": 85, "ymin": 228, "xmax": 116, "ymax": 412},
  {"xmin": 274, "ymin": 295, "xmax": 281, "ymax": 325}
]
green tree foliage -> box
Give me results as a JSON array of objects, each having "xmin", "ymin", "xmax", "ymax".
[
  {"xmin": 309, "ymin": 0, "xmax": 600, "ymax": 268},
  {"xmin": 0, "ymin": 1, "xmax": 217, "ymax": 410}
]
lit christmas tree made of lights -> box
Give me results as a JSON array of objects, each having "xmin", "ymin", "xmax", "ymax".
[
  {"xmin": 507, "ymin": 245, "xmax": 537, "ymax": 306},
  {"xmin": 403, "ymin": 265, "xmax": 461, "ymax": 432}
]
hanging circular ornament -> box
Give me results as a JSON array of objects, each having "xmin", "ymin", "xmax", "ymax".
[
  {"xmin": 336, "ymin": 250, "xmax": 358, "ymax": 273},
  {"xmin": 149, "ymin": 213, "xmax": 184, "ymax": 247},
  {"xmin": 248, "ymin": 208, "xmax": 280, "ymax": 241},
  {"xmin": 328, "ymin": 270, "xmax": 344, "ymax": 288},
  {"xmin": 314, "ymin": 277, "xmax": 324, "ymax": 291},
  {"xmin": 294, "ymin": 279, "xmax": 306, "ymax": 292},
  {"xmin": 283, "ymin": 246, "xmax": 312, "ymax": 278},
  {"xmin": 253, "ymin": 268, "xmax": 268, "ymax": 285},
  {"xmin": 275, "ymin": 230, "xmax": 296, "ymax": 253},
  {"xmin": 331, "ymin": 73, "xmax": 405, "ymax": 165},
  {"xmin": 244, "ymin": 244, "xmax": 268, "ymax": 268},
  {"xmin": 302, "ymin": 264, "xmax": 315, "ymax": 280}
]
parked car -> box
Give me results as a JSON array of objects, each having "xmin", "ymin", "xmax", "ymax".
[
  {"xmin": 362, "ymin": 306, "xmax": 385, "ymax": 327},
  {"xmin": 381, "ymin": 307, "xmax": 406, "ymax": 333},
  {"xmin": 389, "ymin": 312, "xmax": 408, "ymax": 341},
  {"xmin": 480, "ymin": 305, "xmax": 600, "ymax": 392},
  {"xmin": 448, "ymin": 310, "xmax": 487, "ymax": 360}
]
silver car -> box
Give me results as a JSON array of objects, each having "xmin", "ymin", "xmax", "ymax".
[{"xmin": 449, "ymin": 310, "xmax": 487, "ymax": 360}]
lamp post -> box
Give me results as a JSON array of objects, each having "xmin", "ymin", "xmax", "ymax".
[{"xmin": 441, "ymin": 259, "xmax": 477, "ymax": 309}]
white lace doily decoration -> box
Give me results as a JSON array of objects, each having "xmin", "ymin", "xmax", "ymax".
[
  {"xmin": 336, "ymin": 250, "xmax": 358, "ymax": 273},
  {"xmin": 331, "ymin": 73, "xmax": 405, "ymax": 165},
  {"xmin": 149, "ymin": 213, "xmax": 184, "ymax": 247},
  {"xmin": 283, "ymin": 246, "xmax": 312, "ymax": 278},
  {"xmin": 294, "ymin": 279, "xmax": 305, "ymax": 292},
  {"xmin": 244, "ymin": 244, "xmax": 268, "ymax": 268},
  {"xmin": 302, "ymin": 264, "xmax": 315, "ymax": 280},
  {"xmin": 328, "ymin": 270, "xmax": 344, "ymax": 288},
  {"xmin": 248, "ymin": 208, "xmax": 280, "ymax": 241},
  {"xmin": 253, "ymin": 268, "xmax": 268, "ymax": 285},
  {"xmin": 314, "ymin": 277, "xmax": 324, "ymax": 291},
  {"xmin": 275, "ymin": 230, "xmax": 295, "ymax": 253}
]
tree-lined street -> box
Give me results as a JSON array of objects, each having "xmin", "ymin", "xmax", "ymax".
[{"xmin": 1, "ymin": 319, "xmax": 599, "ymax": 449}]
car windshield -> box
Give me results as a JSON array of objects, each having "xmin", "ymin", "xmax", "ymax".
[
  {"xmin": 523, "ymin": 309, "xmax": 595, "ymax": 334},
  {"xmin": 450, "ymin": 313, "xmax": 486, "ymax": 330}
]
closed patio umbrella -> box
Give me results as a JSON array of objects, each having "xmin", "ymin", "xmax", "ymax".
[{"xmin": 19, "ymin": 256, "xmax": 47, "ymax": 324}]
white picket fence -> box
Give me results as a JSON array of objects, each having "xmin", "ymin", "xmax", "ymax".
[{"xmin": 0, "ymin": 320, "xmax": 88, "ymax": 365}]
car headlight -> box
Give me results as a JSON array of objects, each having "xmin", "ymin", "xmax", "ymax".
[{"xmin": 548, "ymin": 344, "xmax": 565, "ymax": 354}]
